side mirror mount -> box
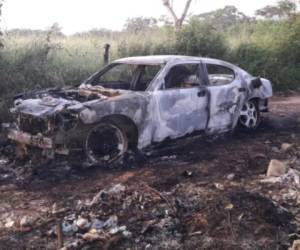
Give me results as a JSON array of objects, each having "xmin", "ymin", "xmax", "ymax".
[{"xmin": 251, "ymin": 78, "xmax": 262, "ymax": 89}]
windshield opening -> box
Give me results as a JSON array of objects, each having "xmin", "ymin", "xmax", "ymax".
[{"xmin": 89, "ymin": 63, "xmax": 162, "ymax": 91}]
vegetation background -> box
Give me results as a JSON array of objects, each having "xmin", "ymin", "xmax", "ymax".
[{"xmin": 0, "ymin": 0, "xmax": 299, "ymax": 118}]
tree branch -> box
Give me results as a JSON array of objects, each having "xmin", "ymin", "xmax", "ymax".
[
  {"xmin": 161, "ymin": 0, "xmax": 179, "ymax": 26},
  {"xmin": 161, "ymin": 0, "xmax": 193, "ymax": 29},
  {"xmin": 179, "ymin": 0, "xmax": 193, "ymax": 24}
]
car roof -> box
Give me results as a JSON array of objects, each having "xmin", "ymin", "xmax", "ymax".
[
  {"xmin": 114, "ymin": 55, "xmax": 201, "ymax": 65},
  {"xmin": 113, "ymin": 55, "xmax": 237, "ymax": 69}
]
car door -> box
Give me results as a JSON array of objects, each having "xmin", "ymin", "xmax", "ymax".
[
  {"xmin": 151, "ymin": 61, "xmax": 209, "ymax": 143},
  {"xmin": 205, "ymin": 62, "xmax": 247, "ymax": 133}
]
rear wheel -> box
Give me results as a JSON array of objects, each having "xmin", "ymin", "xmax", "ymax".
[
  {"xmin": 85, "ymin": 122, "xmax": 128, "ymax": 166},
  {"xmin": 239, "ymin": 100, "xmax": 261, "ymax": 130}
]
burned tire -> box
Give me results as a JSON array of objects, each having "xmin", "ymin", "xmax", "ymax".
[
  {"xmin": 239, "ymin": 100, "xmax": 261, "ymax": 130},
  {"xmin": 85, "ymin": 122, "xmax": 128, "ymax": 166}
]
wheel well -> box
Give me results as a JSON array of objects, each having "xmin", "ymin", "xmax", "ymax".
[
  {"xmin": 100, "ymin": 114, "xmax": 139, "ymax": 149},
  {"xmin": 249, "ymin": 97, "xmax": 260, "ymax": 104},
  {"xmin": 249, "ymin": 97, "xmax": 269, "ymax": 112}
]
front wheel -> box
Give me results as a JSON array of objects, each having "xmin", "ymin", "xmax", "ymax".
[
  {"xmin": 239, "ymin": 100, "xmax": 261, "ymax": 130},
  {"xmin": 85, "ymin": 122, "xmax": 128, "ymax": 166}
]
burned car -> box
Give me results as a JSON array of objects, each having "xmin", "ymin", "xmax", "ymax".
[{"xmin": 7, "ymin": 55, "xmax": 272, "ymax": 165}]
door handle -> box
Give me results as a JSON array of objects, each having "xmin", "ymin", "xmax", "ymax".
[
  {"xmin": 238, "ymin": 87, "xmax": 246, "ymax": 92},
  {"xmin": 197, "ymin": 89, "xmax": 206, "ymax": 97}
]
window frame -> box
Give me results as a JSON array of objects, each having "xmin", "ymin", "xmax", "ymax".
[
  {"xmin": 160, "ymin": 62, "xmax": 203, "ymax": 90},
  {"xmin": 85, "ymin": 63, "xmax": 163, "ymax": 91},
  {"xmin": 205, "ymin": 63, "xmax": 236, "ymax": 87}
]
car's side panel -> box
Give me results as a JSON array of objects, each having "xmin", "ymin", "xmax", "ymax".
[
  {"xmin": 149, "ymin": 87, "xmax": 208, "ymax": 143},
  {"xmin": 204, "ymin": 63, "xmax": 248, "ymax": 133}
]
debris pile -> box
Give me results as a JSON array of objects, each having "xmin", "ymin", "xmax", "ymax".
[{"xmin": 34, "ymin": 182, "xmax": 295, "ymax": 249}]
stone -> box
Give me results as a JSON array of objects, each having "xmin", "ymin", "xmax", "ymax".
[
  {"xmin": 266, "ymin": 160, "xmax": 287, "ymax": 177},
  {"xmin": 289, "ymin": 240, "xmax": 300, "ymax": 250},
  {"xmin": 107, "ymin": 184, "xmax": 126, "ymax": 194},
  {"xmin": 4, "ymin": 218, "xmax": 15, "ymax": 228},
  {"xmin": 122, "ymin": 230, "xmax": 132, "ymax": 238},
  {"xmin": 227, "ymin": 173, "xmax": 235, "ymax": 180},
  {"xmin": 20, "ymin": 216, "xmax": 34, "ymax": 227},
  {"xmin": 281, "ymin": 143, "xmax": 294, "ymax": 153},
  {"xmin": 271, "ymin": 146, "xmax": 280, "ymax": 153}
]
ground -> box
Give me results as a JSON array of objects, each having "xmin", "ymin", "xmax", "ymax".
[{"xmin": 0, "ymin": 93, "xmax": 300, "ymax": 250}]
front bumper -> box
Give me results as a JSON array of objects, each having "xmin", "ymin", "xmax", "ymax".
[
  {"xmin": 6, "ymin": 127, "xmax": 69, "ymax": 156},
  {"xmin": 8, "ymin": 129, "xmax": 53, "ymax": 149}
]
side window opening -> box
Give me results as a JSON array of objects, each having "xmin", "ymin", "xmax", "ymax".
[
  {"xmin": 164, "ymin": 64, "xmax": 200, "ymax": 89},
  {"xmin": 91, "ymin": 64, "xmax": 137, "ymax": 90},
  {"xmin": 135, "ymin": 65, "xmax": 162, "ymax": 91},
  {"xmin": 207, "ymin": 64, "xmax": 235, "ymax": 86}
]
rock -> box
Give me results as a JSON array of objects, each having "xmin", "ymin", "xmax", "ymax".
[
  {"xmin": 108, "ymin": 184, "xmax": 126, "ymax": 194},
  {"xmin": 281, "ymin": 143, "xmax": 294, "ymax": 153},
  {"xmin": 20, "ymin": 216, "xmax": 34, "ymax": 227},
  {"xmin": 122, "ymin": 230, "xmax": 132, "ymax": 238},
  {"xmin": 109, "ymin": 225, "xmax": 126, "ymax": 235},
  {"xmin": 182, "ymin": 170, "xmax": 193, "ymax": 177},
  {"xmin": 266, "ymin": 159, "xmax": 287, "ymax": 177},
  {"xmin": 227, "ymin": 173, "xmax": 235, "ymax": 180},
  {"xmin": 289, "ymin": 240, "xmax": 300, "ymax": 250},
  {"xmin": 76, "ymin": 217, "xmax": 90, "ymax": 230},
  {"xmin": 271, "ymin": 146, "xmax": 280, "ymax": 153},
  {"xmin": 4, "ymin": 218, "xmax": 15, "ymax": 228}
]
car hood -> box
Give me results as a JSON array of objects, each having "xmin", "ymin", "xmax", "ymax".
[{"xmin": 12, "ymin": 84, "xmax": 132, "ymax": 118}]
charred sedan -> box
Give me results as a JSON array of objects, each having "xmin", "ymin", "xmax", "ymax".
[{"xmin": 7, "ymin": 56, "xmax": 272, "ymax": 165}]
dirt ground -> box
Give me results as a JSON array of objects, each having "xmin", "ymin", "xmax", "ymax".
[{"xmin": 0, "ymin": 93, "xmax": 300, "ymax": 250}]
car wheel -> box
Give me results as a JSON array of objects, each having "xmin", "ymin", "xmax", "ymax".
[
  {"xmin": 239, "ymin": 100, "xmax": 261, "ymax": 130},
  {"xmin": 85, "ymin": 122, "xmax": 128, "ymax": 166}
]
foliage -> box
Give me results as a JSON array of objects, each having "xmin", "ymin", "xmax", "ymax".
[
  {"xmin": 255, "ymin": 0, "xmax": 297, "ymax": 19},
  {"xmin": 124, "ymin": 17, "xmax": 158, "ymax": 34},
  {"xmin": 196, "ymin": 6, "xmax": 252, "ymax": 31},
  {"xmin": 175, "ymin": 19, "xmax": 227, "ymax": 57}
]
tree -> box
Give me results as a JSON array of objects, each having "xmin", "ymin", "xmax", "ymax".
[
  {"xmin": 255, "ymin": 0, "xmax": 297, "ymax": 19},
  {"xmin": 124, "ymin": 17, "xmax": 157, "ymax": 34},
  {"xmin": 161, "ymin": 0, "xmax": 193, "ymax": 29},
  {"xmin": 196, "ymin": 5, "xmax": 252, "ymax": 31}
]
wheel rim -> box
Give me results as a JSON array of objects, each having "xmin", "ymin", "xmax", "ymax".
[
  {"xmin": 86, "ymin": 123, "xmax": 127, "ymax": 164},
  {"xmin": 239, "ymin": 101, "xmax": 258, "ymax": 128}
]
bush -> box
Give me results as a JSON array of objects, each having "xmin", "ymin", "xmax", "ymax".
[{"xmin": 175, "ymin": 19, "xmax": 227, "ymax": 58}]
